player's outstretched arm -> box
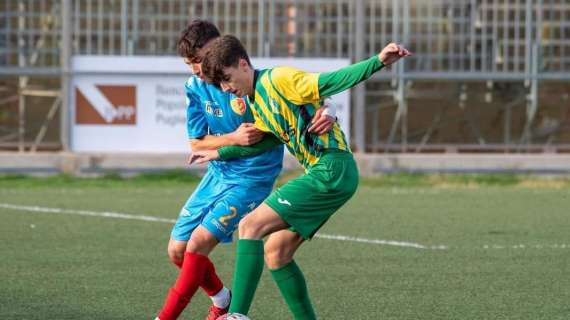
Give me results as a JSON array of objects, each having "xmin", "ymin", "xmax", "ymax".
[
  {"xmin": 190, "ymin": 135, "xmax": 233, "ymax": 152},
  {"xmin": 189, "ymin": 134, "xmax": 283, "ymax": 164},
  {"xmin": 318, "ymin": 43, "xmax": 411, "ymax": 98},
  {"xmin": 190, "ymin": 123, "xmax": 264, "ymax": 151}
]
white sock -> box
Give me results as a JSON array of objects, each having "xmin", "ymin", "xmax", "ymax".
[{"xmin": 210, "ymin": 287, "xmax": 231, "ymax": 308}]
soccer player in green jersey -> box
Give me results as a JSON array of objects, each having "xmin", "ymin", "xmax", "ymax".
[{"xmin": 193, "ymin": 35, "xmax": 410, "ymax": 319}]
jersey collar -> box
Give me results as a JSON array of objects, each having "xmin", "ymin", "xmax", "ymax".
[{"xmin": 248, "ymin": 69, "xmax": 261, "ymax": 104}]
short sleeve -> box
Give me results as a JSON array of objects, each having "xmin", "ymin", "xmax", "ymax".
[{"xmin": 185, "ymin": 83, "xmax": 208, "ymax": 139}]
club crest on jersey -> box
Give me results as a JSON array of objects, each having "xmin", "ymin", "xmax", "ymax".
[
  {"xmin": 230, "ymin": 97, "xmax": 247, "ymax": 116},
  {"xmin": 205, "ymin": 101, "xmax": 223, "ymax": 117}
]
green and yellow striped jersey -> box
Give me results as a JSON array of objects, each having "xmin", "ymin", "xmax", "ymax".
[
  {"xmin": 248, "ymin": 67, "xmax": 351, "ymax": 169},
  {"xmin": 217, "ymin": 55, "xmax": 385, "ymax": 167}
]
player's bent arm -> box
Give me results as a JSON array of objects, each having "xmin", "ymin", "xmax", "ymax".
[
  {"xmin": 318, "ymin": 55, "xmax": 384, "ymax": 98},
  {"xmin": 189, "ymin": 134, "xmax": 236, "ymax": 152},
  {"xmin": 217, "ymin": 134, "xmax": 282, "ymax": 160}
]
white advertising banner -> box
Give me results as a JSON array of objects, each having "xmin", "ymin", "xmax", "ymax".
[{"xmin": 71, "ymin": 56, "xmax": 351, "ymax": 153}]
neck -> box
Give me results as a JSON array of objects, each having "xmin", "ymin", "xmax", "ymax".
[{"xmin": 246, "ymin": 69, "xmax": 256, "ymax": 100}]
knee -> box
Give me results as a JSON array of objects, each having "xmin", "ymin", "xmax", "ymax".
[
  {"xmin": 186, "ymin": 229, "xmax": 218, "ymax": 256},
  {"xmin": 167, "ymin": 244, "xmax": 185, "ymax": 267},
  {"xmin": 185, "ymin": 237, "xmax": 208, "ymax": 255},
  {"xmin": 238, "ymin": 215, "xmax": 265, "ymax": 240},
  {"xmin": 264, "ymin": 242, "xmax": 293, "ymax": 269}
]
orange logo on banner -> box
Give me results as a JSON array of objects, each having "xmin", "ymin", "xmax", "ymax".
[{"xmin": 76, "ymin": 85, "xmax": 137, "ymax": 125}]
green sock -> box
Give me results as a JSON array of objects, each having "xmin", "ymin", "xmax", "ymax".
[
  {"xmin": 270, "ymin": 260, "xmax": 316, "ymax": 320},
  {"xmin": 229, "ymin": 239, "xmax": 264, "ymax": 315}
]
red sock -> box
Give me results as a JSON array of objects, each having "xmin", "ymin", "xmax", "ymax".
[
  {"xmin": 158, "ymin": 252, "xmax": 209, "ymax": 320},
  {"xmin": 200, "ymin": 258, "xmax": 224, "ymax": 296},
  {"xmin": 173, "ymin": 258, "xmax": 183, "ymax": 269}
]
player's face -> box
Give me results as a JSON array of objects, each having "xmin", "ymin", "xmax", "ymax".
[
  {"xmin": 219, "ymin": 59, "xmax": 253, "ymax": 97},
  {"xmin": 183, "ymin": 57, "xmax": 205, "ymax": 79},
  {"xmin": 183, "ymin": 41, "xmax": 214, "ymax": 80}
]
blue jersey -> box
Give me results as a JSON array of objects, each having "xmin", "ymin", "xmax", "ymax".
[{"xmin": 185, "ymin": 76, "xmax": 284, "ymax": 188}]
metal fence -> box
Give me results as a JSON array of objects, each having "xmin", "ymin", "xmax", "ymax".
[{"xmin": 1, "ymin": 0, "xmax": 570, "ymax": 152}]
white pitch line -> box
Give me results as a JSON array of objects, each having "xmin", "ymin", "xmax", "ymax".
[
  {"xmin": 313, "ymin": 234, "xmax": 448, "ymax": 250},
  {"xmin": 0, "ymin": 202, "xmax": 446, "ymax": 250},
  {"xmin": 3, "ymin": 203, "xmax": 568, "ymax": 251},
  {"xmin": 0, "ymin": 203, "xmax": 176, "ymax": 224}
]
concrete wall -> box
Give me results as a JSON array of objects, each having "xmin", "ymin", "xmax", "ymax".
[{"xmin": 1, "ymin": 152, "xmax": 570, "ymax": 176}]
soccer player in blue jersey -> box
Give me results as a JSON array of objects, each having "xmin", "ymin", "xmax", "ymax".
[{"xmin": 155, "ymin": 20, "xmax": 337, "ymax": 320}]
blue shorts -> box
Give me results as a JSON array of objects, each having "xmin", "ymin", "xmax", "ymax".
[{"xmin": 171, "ymin": 171, "xmax": 273, "ymax": 243}]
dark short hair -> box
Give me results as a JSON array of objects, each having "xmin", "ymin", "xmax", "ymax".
[
  {"xmin": 177, "ymin": 20, "xmax": 220, "ymax": 61},
  {"xmin": 202, "ymin": 35, "xmax": 251, "ymax": 84}
]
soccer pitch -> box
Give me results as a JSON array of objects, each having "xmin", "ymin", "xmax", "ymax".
[{"xmin": 1, "ymin": 174, "xmax": 569, "ymax": 320}]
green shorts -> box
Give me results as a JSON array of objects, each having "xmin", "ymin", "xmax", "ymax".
[{"xmin": 264, "ymin": 149, "xmax": 359, "ymax": 239}]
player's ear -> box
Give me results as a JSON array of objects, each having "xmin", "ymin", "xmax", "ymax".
[{"xmin": 239, "ymin": 58, "xmax": 249, "ymax": 70}]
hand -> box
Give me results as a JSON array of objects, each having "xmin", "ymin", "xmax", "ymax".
[
  {"xmin": 378, "ymin": 43, "xmax": 411, "ymax": 66},
  {"xmin": 188, "ymin": 149, "xmax": 220, "ymax": 165},
  {"xmin": 308, "ymin": 106, "xmax": 336, "ymax": 135},
  {"xmin": 230, "ymin": 123, "xmax": 264, "ymax": 146}
]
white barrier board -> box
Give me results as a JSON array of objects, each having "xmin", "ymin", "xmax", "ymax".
[{"xmin": 71, "ymin": 56, "xmax": 351, "ymax": 153}]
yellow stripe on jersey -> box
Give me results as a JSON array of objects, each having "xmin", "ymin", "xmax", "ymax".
[
  {"xmin": 319, "ymin": 130, "xmax": 330, "ymax": 149},
  {"xmin": 250, "ymin": 94, "xmax": 271, "ymax": 133},
  {"xmin": 305, "ymin": 154, "xmax": 319, "ymax": 167},
  {"xmin": 332, "ymin": 125, "xmax": 347, "ymax": 150},
  {"xmin": 270, "ymin": 67, "xmax": 321, "ymax": 105},
  {"xmin": 253, "ymin": 92, "xmax": 285, "ymax": 138},
  {"xmin": 259, "ymin": 72, "xmax": 320, "ymax": 167},
  {"xmin": 259, "ymin": 74, "xmax": 319, "ymax": 166},
  {"xmin": 259, "ymin": 75, "xmax": 296, "ymax": 126}
]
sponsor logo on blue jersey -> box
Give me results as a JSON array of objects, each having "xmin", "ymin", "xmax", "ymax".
[
  {"xmin": 205, "ymin": 101, "xmax": 224, "ymax": 117},
  {"xmin": 211, "ymin": 218, "xmax": 228, "ymax": 233}
]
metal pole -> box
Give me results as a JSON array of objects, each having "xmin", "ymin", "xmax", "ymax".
[
  {"xmin": 524, "ymin": 0, "xmax": 532, "ymax": 87},
  {"xmin": 268, "ymin": 0, "xmax": 275, "ymax": 57},
  {"xmin": 401, "ymin": 0, "xmax": 410, "ymax": 151},
  {"xmin": 131, "ymin": 0, "xmax": 139, "ymax": 55},
  {"xmin": 504, "ymin": 103, "xmax": 511, "ymax": 149},
  {"xmin": 257, "ymin": 0, "xmax": 264, "ymax": 56},
  {"xmin": 391, "ymin": 0, "xmax": 399, "ymax": 86},
  {"xmin": 246, "ymin": 0, "xmax": 253, "ymax": 54},
  {"xmin": 398, "ymin": 62, "xmax": 407, "ymax": 152},
  {"xmin": 519, "ymin": 42, "xmax": 538, "ymax": 148},
  {"xmin": 470, "ymin": 0, "xmax": 476, "ymax": 71},
  {"xmin": 18, "ymin": 0, "xmax": 26, "ymax": 152},
  {"xmin": 353, "ymin": 0, "xmax": 365, "ymax": 152},
  {"xmin": 60, "ymin": 0, "xmax": 71, "ymax": 152},
  {"xmin": 520, "ymin": 0, "xmax": 542, "ymax": 148},
  {"xmin": 120, "ymin": 0, "xmax": 127, "ymax": 55},
  {"xmin": 336, "ymin": 0, "xmax": 342, "ymax": 58}
]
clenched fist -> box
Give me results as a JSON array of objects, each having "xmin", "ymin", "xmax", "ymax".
[{"xmin": 378, "ymin": 43, "xmax": 411, "ymax": 66}]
